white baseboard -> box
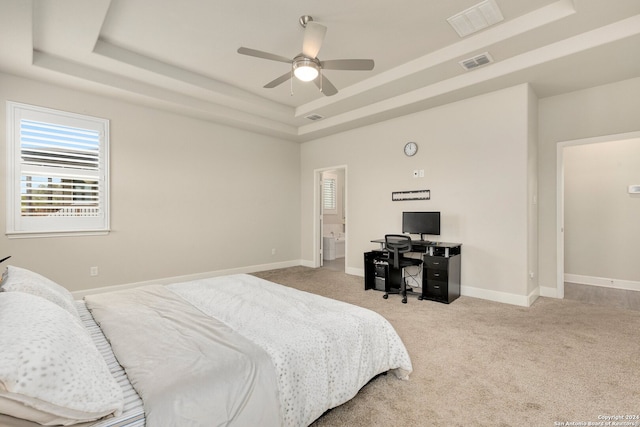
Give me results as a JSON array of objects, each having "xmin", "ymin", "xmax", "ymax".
[
  {"xmin": 72, "ymin": 259, "xmax": 302, "ymax": 298},
  {"xmin": 460, "ymin": 285, "xmax": 535, "ymax": 307},
  {"xmin": 347, "ymin": 267, "xmax": 364, "ymax": 277},
  {"xmin": 565, "ymin": 273, "xmax": 640, "ymax": 292},
  {"xmin": 527, "ymin": 287, "xmax": 541, "ymax": 306},
  {"xmin": 540, "ymin": 286, "xmax": 559, "ymax": 298}
]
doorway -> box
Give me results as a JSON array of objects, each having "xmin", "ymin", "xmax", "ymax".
[
  {"xmin": 314, "ymin": 166, "xmax": 347, "ymax": 272},
  {"xmin": 556, "ymin": 130, "xmax": 640, "ymax": 299}
]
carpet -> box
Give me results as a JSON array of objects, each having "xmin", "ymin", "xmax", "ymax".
[{"xmin": 253, "ymin": 266, "xmax": 640, "ymax": 427}]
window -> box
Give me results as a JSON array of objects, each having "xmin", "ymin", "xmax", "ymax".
[
  {"xmin": 6, "ymin": 102, "xmax": 109, "ymax": 237},
  {"xmin": 322, "ymin": 176, "xmax": 337, "ymax": 214}
]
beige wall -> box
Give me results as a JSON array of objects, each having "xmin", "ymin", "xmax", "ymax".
[
  {"xmin": 5, "ymin": 69, "xmax": 638, "ymax": 304},
  {"xmin": 563, "ymin": 138, "xmax": 640, "ymax": 283},
  {"xmin": 0, "ymin": 72, "xmax": 301, "ymax": 292},
  {"xmin": 301, "ymin": 84, "xmax": 538, "ymax": 305},
  {"xmin": 538, "ymin": 77, "xmax": 640, "ymax": 295}
]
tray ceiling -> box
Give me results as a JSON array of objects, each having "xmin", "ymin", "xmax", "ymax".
[{"xmin": 1, "ymin": 0, "xmax": 639, "ymax": 141}]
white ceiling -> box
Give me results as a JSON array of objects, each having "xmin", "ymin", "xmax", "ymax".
[{"xmin": 1, "ymin": 0, "xmax": 640, "ymax": 142}]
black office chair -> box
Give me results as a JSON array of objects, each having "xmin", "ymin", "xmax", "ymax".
[{"xmin": 383, "ymin": 234, "xmax": 423, "ymax": 303}]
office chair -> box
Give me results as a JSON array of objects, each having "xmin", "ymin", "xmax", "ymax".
[{"xmin": 383, "ymin": 234, "xmax": 423, "ymax": 303}]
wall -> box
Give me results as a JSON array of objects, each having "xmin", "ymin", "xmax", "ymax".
[
  {"xmin": 301, "ymin": 84, "xmax": 537, "ymax": 305},
  {"xmin": 0, "ymin": 72, "xmax": 301, "ymax": 292},
  {"xmin": 563, "ymin": 138, "xmax": 640, "ymax": 285},
  {"xmin": 4, "ymin": 71, "xmax": 637, "ymax": 302},
  {"xmin": 527, "ymin": 84, "xmax": 539, "ymax": 296},
  {"xmin": 538, "ymin": 76, "xmax": 640, "ymax": 295}
]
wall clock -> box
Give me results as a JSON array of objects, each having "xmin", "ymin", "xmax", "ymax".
[{"xmin": 404, "ymin": 141, "xmax": 418, "ymax": 157}]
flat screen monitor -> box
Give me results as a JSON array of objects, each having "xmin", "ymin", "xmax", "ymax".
[{"xmin": 402, "ymin": 211, "xmax": 440, "ymax": 240}]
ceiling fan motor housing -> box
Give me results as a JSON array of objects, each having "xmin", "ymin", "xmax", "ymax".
[{"xmin": 299, "ymin": 15, "xmax": 313, "ymax": 28}]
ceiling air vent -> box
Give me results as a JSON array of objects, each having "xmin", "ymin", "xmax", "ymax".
[
  {"xmin": 459, "ymin": 52, "xmax": 494, "ymax": 71},
  {"xmin": 447, "ymin": 0, "xmax": 504, "ymax": 37},
  {"xmin": 305, "ymin": 113, "xmax": 324, "ymax": 121}
]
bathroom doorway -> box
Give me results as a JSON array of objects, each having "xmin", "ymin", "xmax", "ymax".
[{"xmin": 315, "ymin": 166, "xmax": 347, "ymax": 272}]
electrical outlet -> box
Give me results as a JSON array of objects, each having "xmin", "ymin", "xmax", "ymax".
[
  {"xmin": 90, "ymin": 266, "xmax": 98, "ymax": 276},
  {"xmin": 419, "ymin": 169, "xmax": 424, "ymax": 178},
  {"xmin": 271, "ymin": 248, "xmax": 276, "ymax": 255}
]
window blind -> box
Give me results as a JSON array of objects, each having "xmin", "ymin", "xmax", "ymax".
[
  {"xmin": 20, "ymin": 119, "xmax": 101, "ymax": 217},
  {"xmin": 323, "ymin": 178, "xmax": 336, "ymax": 211}
]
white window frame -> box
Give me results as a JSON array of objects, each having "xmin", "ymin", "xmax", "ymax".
[{"xmin": 6, "ymin": 102, "xmax": 110, "ymax": 238}]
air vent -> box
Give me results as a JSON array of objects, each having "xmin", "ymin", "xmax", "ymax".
[
  {"xmin": 459, "ymin": 52, "xmax": 494, "ymax": 71},
  {"xmin": 305, "ymin": 113, "xmax": 324, "ymax": 121},
  {"xmin": 447, "ymin": 0, "xmax": 504, "ymax": 38}
]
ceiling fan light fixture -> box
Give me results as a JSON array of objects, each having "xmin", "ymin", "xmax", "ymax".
[{"xmin": 293, "ymin": 58, "xmax": 319, "ymax": 82}]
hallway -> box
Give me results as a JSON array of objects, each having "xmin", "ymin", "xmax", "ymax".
[{"xmin": 564, "ymin": 282, "xmax": 640, "ymax": 312}]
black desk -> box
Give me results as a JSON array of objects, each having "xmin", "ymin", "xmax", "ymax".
[{"xmin": 364, "ymin": 239, "xmax": 462, "ymax": 303}]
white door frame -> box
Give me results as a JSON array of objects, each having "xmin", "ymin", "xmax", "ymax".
[
  {"xmin": 556, "ymin": 130, "xmax": 640, "ymax": 298},
  {"xmin": 313, "ymin": 165, "xmax": 347, "ymax": 268}
]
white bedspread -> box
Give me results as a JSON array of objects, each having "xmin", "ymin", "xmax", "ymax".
[
  {"xmin": 168, "ymin": 274, "xmax": 412, "ymax": 427},
  {"xmin": 85, "ymin": 285, "xmax": 281, "ymax": 427}
]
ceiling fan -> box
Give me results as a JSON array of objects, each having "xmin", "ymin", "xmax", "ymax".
[{"xmin": 237, "ymin": 15, "xmax": 375, "ymax": 96}]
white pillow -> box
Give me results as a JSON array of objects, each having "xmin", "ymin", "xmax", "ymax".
[
  {"xmin": 0, "ymin": 292, "xmax": 123, "ymax": 425},
  {"xmin": 0, "ymin": 266, "xmax": 80, "ymax": 320}
]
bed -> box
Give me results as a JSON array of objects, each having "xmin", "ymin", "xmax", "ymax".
[{"xmin": 0, "ymin": 266, "xmax": 412, "ymax": 426}]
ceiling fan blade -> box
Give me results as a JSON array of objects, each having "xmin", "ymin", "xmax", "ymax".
[
  {"xmin": 302, "ymin": 22, "xmax": 327, "ymax": 59},
  {"xmin": 264, "ymin": 72, "xmax": 292, "ymax": 88},
  {"xmin": 314, "ymin": 74, "xmax": 338, "ymax": 96},
  {"xmin": 321, "ymin": 59, "xmax": 375, "ymax": 71},
  {"xmin": 237, "ymin": 47, "xmax": 292, "ymax": 64}
]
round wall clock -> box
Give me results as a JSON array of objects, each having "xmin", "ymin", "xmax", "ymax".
[{"xmin": 404, "ymin": 141, "xmax": 418, "ymax": 157}]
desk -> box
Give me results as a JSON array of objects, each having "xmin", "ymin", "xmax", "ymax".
[{"xmin": 364, "ymin": 239, "xmax": 462, "ymax": 304}]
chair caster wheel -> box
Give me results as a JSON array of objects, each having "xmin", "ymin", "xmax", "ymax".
[
  {"xmin": 402, "ymin": 297, "xmax": 407, "ymax": 304},
  {"xmin": 383, "ymin": 294, "xmax": 388, "ymax": 299},
  {"xmin": 418, "ymin": 295, "xmax": 424, "ymax": 300}
]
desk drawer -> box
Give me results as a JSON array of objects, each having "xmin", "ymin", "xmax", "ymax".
[
  {"xmin": 425, "ymin": 280, "xmax": 447, "ymax": 298},
  {"xmin": 426, "ymin": 268, "xmax": 448, "ymax": 282},
  {"xmin": 423, "ymin": 256, "xmax": 448, "ymax": 270}
]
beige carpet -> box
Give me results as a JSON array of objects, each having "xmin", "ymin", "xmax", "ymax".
[{"xmin": 253, "ymin": 266, "xmax": 640, "ymax": 427}]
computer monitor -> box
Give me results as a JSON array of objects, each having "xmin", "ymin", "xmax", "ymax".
[{"xmin": 402, "ymin": 211, "xmax": 440, "ymax": 241}]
